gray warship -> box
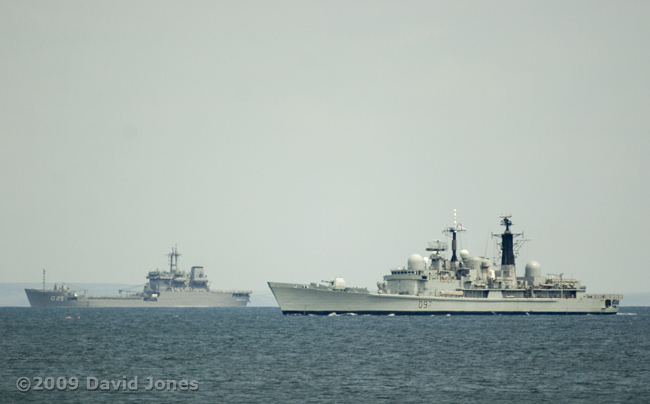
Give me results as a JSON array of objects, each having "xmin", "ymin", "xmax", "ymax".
[
  {"xmin": 268, "ymin": 214, "xmax": 622, "ymax": 315},
  {"xmin": 25, "ymin": 247, "xmax": 251, "ymax": 307}
]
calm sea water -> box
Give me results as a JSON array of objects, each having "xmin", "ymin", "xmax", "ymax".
[{"xmin": 1, "ymin": 306, "xmax": 648, "ymax": 404}]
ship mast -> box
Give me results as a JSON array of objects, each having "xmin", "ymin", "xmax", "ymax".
[
  {"xmin": 168, "ymin": 246, "xmax": 180, "ymax": 275},
  {"xmin": 497, "ymin": 215, "xmax": 520, "ymax": 282},
  {"xmin": 42, "ymin": 269, "xmax": 46, "ymax": 291},
  {"xmin": 500, "ymin": 216, "xmax": 515, "ymax": 266},
  {"xmin": 443, "ymin": 209, "xmax": 465, "ymax": 268}
]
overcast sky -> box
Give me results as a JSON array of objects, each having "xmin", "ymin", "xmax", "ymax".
[{"xmin": 2, "ymin": 1, "xmax": 649, "ymax": 296}]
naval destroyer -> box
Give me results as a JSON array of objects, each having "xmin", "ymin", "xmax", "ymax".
[
  {"xmin": 268, "ymin": 214, "xmax": 622, "ymax": 315},
  {"xmin": 25, "ymin": 247, "xmax": 251, "ymax": 307}
]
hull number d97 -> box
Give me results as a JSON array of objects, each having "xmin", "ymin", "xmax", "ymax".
[{"xmin": 418, "ymin": 300, "xmax": 433, "ymax": 309}]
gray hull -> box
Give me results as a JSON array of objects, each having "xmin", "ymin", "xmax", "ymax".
[
  {"xmin": 268, "ymin": 282, "xmax": 620, "ymax": 315},
  {"xmin": 25, "ymin": 288, "xmax": 250, "ymax": 308},
  {"xmin": 268, "ymin": 215, "xmax": 623, "ymax": 315}
]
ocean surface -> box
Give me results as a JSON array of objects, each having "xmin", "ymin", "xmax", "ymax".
[{"xmin": 1, "ymin": 306, "xmax": 648, "ymax": 404}]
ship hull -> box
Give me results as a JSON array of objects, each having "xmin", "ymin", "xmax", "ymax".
[
  {"xmin": 268, "ymin": 282, "xmax": 620, "ymax": 315},
  {"xmin": 25, "ymin": 288, "xmax": 250, "ymax": 308}
]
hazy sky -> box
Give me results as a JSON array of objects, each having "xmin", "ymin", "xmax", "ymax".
[{"xmin": 2, "ymin": 1, "xmax": 649, "ymax": 296}]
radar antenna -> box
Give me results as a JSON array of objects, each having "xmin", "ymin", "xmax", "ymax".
[{"xmin": 426, "ymin": 240, "xmax": 448, "ymax": 253}]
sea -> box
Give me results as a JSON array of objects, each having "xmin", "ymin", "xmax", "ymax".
[{"xmin": 1, "ymin": 306, "xmax": 648, "ymax": 404}]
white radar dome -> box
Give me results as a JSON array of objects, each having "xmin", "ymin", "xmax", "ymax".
[
  {"xmin": 459, "ymin": 250, "xmax": 470, "ymax": 260},
  {"xmin": 525, "ymin": 261, "xmax": 542, "ymax": 278},
  {"xmin": 407, "ymin": 254, "xmax": 425, "ymax": 271}
]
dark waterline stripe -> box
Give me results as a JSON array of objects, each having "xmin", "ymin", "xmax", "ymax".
[{"xmin": 282, "ymin": 310, "xmax": 618, "ymax": 316}]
